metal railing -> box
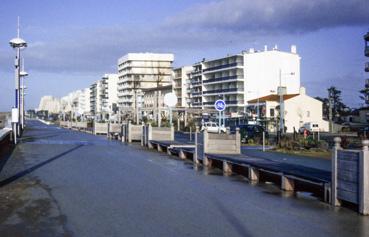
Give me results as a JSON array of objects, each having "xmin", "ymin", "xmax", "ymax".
[
  {"xmin": 203, "ymin": 88, "xmax": 243, "ymax": 95},
  {"xmin": 203, "ymin": 75, "xmax": 243, "ymax": 84},
  {"xmin": 203, "ymin": 62, "xmax": 241, "ymax": 72}
]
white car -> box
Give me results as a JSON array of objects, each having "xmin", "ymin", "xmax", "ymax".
[{"xmin": 201, "ymin": 122, "xmax": 226, "ymax": 133}]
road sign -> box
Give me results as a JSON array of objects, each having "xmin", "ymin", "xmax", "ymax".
[{"xmin": 214, "ymin": 99, "xmax": 226, "ymax": 111}]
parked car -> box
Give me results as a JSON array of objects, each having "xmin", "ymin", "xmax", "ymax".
[
  {"xmin": 238, "ymin": 124, "xmax": 268, "ymax": 143},
  {"xmin": 299, "ymin": 122, "xmax": 320, "ymax": 133},
  {"xmin": 201, "ymin": 122, "xmax": 226, "ymax": 133}
]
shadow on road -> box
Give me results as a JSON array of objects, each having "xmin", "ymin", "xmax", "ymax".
[
  {"xmin": 211, "ymin": 197, "xmax": 253, "ymax": 237},
  {"xmin": 0, "ymin": 144, "xmax": 84, "ymax": 188}
]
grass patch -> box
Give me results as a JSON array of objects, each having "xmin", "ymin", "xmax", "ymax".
[{"xmin": 270, "ymin": 149, "xmax": 331, "ymax": 160}]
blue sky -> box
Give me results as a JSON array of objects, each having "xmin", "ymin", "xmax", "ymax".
[{"xmin": 0, "ymin": 0, "xmax": 368, "ymax": 111}]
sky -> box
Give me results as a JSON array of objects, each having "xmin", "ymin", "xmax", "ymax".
[{"xmin": 0, "ymin": 0, "xmax": 368, "ymax": 111}]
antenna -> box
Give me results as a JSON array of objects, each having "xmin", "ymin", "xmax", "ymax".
[{"xmin": 17, "ymin": 16, "xmax": 20, "ymax": 38}]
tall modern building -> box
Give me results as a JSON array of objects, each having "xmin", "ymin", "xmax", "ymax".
[
  {"xmin": 188, "ymin": 45, "xmax": 301, "ymax": 116},
  {"xmin": 117, "ymin": 53, "xmax": 174, "ymax": 113},
  {"xmin": 172, "ymin": 66, "xmax": 192, "ymax": 108},
  {"xmin": 90, "ymin": 74, "xmax": 118, "ymax": 120},
  {"xmin": 188, "ymin": 63, "xmax": 203, "ymax": 109}
]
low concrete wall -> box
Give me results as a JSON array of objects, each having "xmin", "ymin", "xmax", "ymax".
[
  {"xmin": 94, "ymin": 122, "xmax": 108, "ymax": 135},
  {"xmin": 143, "ymin": 124, "xmax": 174, "ymax": 148},
  {"xmin": 76, "ymin": 121, "xmax": 88, "ymax": 129},
  {"xmin": 332, "ymin": 137, "xmax": 369, "ymax": 215},
  {"xmin": 129, "ymin": 122, "xmax": 142, "ymax": 142},
  {"xmin": 108, "ymin": 123, "xmax": 122, "ymax": 139},
  {"xmin": 203, "ymin": 128, "xmax": 241, "ymax": 155},
  {"xmin": 59, "ymin": 121, "xmax": 69, "ymax": 128},
  {"xmin": 202, "ymin": 128, "xmax": 241, "ymax": 167},
  {"xmin": 150, "ymin": 126, "xmax": 174, "ymax": 141}
]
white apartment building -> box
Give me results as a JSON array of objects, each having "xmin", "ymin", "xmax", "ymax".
[
  {"xmin": 189, "ymin": 45, "xmax": 301, "ymax": 116},
  {"xmin": 38, "ymin": 96, "xmax": 61, "ymax": 114},
  {"xmin": 90, "ymin": 82, "xmax": 98, "ymax": 116},
  {"xmin": 90, "ymin": 74, "xmax": 119, "ymax": 120},
  {"xmin": 76, "ymin": 88, "xmax": 90, "ymax": 116},
  {"xmin": 172, "ymin": 66, "xmax": 192, "ymax": 108},
  {"xmin": 117, "ymin": 53, "xmax": 174, "ymax": 113}
]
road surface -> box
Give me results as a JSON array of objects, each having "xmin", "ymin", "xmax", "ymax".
[{"xmin": 0, "ymin": 120, "xmax": 368, "ymax": 237}]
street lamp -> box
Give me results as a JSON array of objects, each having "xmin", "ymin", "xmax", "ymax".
[
  {"xmin": 20, "ymin": 59, "xmax": 28, "ymax": 129},
  {"xmin": 9, "ymin": 17, "xmax": 27, "ymax": 140},
  {"xmin": 278, "ymin": 69, "xmax": 295, "ymax": 135}
]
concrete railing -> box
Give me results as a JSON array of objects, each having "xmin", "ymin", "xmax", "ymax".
[
  {"xmin": 76, "ymin": 121, "xmax": 88, "ymax": 129},
  {"xmin": 332, "ymin": 137, "xmax": 369, "ymax": 215},
  {"xmin": 108, "ymin": 123, "xmax": 122, "ymax": 139},
  {"xmin": 144, "ymin": 124, "xmax": 174, "ymax": 148},
  {"xmin": 94, "ymin": 122, "xmax": 108, "ymax": 135},
  {"xmin": 122, "ymin": 122, "xmax": 142, "ymax": 143},
  {"xmin": 202, "ymin": 128, "xmax": 241, "ymax": 166},
  {"xmin": 59, "ymin": 121, "xmax": 70, "ymax": 128}
]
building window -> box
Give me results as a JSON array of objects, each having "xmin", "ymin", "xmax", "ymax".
[
  {"xmin": 306, "ymin": 111, "xmax": 310, "ymax": 117},
  {"xmin": 270, "ymin": 108, "xmax": 275, "ymax": 117}
]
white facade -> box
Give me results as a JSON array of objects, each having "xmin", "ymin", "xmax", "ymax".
[
  {"xmin": 38, "ymin": 96, "xmax": 61, "ymax": 114},
  {"xmin": 248, "ymin": 87, "xmax": 328, "ymax": 132},
  {"xmin": 173, "ymin": 66, "xmax": 192, "ymax": 107},
  {"xmin": 76, "ymin": 88, "xmax": 90, "ymax": 116},
  {"xmin": 117, "ymin": 53, "xmax": 174, "ymax": 110},
  {"xmin": 189, "ymin": 45, "xmax": 300, "ymax": 116},
  {"xmin": 103, "ymin": 74, "xmax": 119, "ymax": 112},
  {"xmin": 89, "ymin": 74, "xmax": 118, "ymax": 120}
]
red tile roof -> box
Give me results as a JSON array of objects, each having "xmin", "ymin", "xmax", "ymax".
[{"xmin": 247, "ymin": 94, "xmax": 299, "ymax": 103}]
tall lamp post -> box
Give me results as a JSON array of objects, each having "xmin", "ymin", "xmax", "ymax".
[
  {"xmin": 20, "ymin": 59, "xmax": 28, "ymax": 130},
  {"xmin": 9, "ymin": 17, "xmax": 27, "ymax": 138},
  {"xmin": 278, "ymin": 69, "xmax": 295, "ymax": 135}
]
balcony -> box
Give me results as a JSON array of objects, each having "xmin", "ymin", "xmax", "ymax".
[
  {"xmin": 203, "ymin": 62, "xmax": 241, "ymax": 73},
  {"xmin": 203, "ymin": 88, "xmax": 244, "ymax": 95},
  {"xmin": 192, "ymin": 102, "xmax": 202, "ymax": 106},
  {"xmin": 203, "ymin": 100, "xmax": 244, "ymax": 106},
  {"xmin": 203, "ymin": 75, "xmax": 243, "ymax": 84},
  {"xmin": 366, "ymin": 62, "xmax": 369, "ymax": 72}
]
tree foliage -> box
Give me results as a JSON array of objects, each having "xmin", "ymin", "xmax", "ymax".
[{"xmin": 359, "ymin": 82, "xmax": 369, "ymax": 106}]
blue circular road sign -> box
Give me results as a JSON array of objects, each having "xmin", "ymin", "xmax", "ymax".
[{"xmin": 214, "ymin": 99, "xmax": 226, "ymax": 111}]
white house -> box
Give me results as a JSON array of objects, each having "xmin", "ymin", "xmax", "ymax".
[{"xmin": 247, "ymin": 87, "xmax": 329, "ymax": 132}]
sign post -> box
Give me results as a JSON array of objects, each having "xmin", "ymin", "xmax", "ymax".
[{"xmin": 214, "ymin": 99, "xmax": 226, "ymax": 133}]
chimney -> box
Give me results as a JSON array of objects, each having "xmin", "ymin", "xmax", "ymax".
[
  {"xmin": 299, "ymin": 87, "xmax": 306, "ymax": 95},
  {"xmin": 249, "ymin": 48, "xmax": 255, "ymax": 53},
  {"xmin": 291, "ymin": 45, "xmax": 297, "ymax": 54},
  {"xmin": 264, "ymin": 45, "xmax": 268, "ymax": 51}
]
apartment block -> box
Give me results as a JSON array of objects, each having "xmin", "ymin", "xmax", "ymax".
[
  {"xmin": 90, "ymin": 74, "xmax": 118, "ymax": 120},
  {"xmin": 188, "ymin": 45, "xmax": 301, "ymax": 116},
  {"xmin": 172, "ymin": 66, "xmax": 192, "ymax": 108},
  {"xmin": 117, "ymin": 53, "xmax": 174, "ymax": 112}
]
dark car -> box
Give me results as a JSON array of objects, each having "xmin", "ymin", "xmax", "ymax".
[
  {"xmin": 237, "ymin": 124, "xmax": 268, "ymax": 144},
  {"xmin": 358, "ymin": 127, "xmax": 369, "ymax": 138}
]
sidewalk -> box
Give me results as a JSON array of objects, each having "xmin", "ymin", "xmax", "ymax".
[{"xmin": 241, "ymin": 147, "xmax": 331, "ymax": 171}]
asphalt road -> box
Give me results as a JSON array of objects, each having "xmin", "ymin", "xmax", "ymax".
[{"xmin": 0, "ymin": 120, "xmax": 368, "ymax": 237}]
